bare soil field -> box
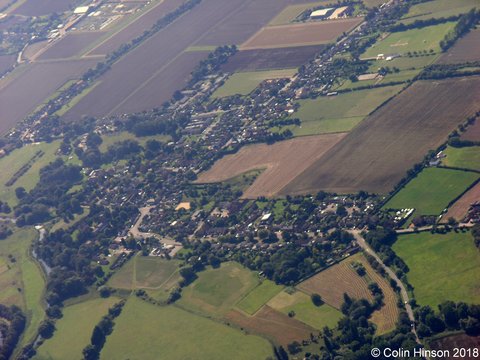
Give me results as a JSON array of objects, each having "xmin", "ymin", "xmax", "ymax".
[
  {"xmin": 281, "ymin": 77, "xmax": 480, "ymax": 195},
  {"xmin": 443, "ymin": 182, "xmax": 480, "ymax": 221},
  {"xmin": 225, "ymin": 306, "xmax": 315, "ymax": 346},
  {"xmin": 438, "ymin": 29, "xmax": 480, "ymax": 64},
  {"xmin": 23, "ymin": 40, "xmax": 49, "ymax": 61},
  {"xmin": 0, "ymin": 59, "xmax": 98, "ymax": 134},
  {"xmin": 222, "ymin": 45, "xmax": 325, "ymax": 72},
  {"xmin": 0, "ymin": 55, "xmax": 15, "ymax": 75},
  {"xmin": 38, "ymin": 32, "xmax": 106, "ymax": 60},
  {"xmin": 12, "ymin": 0, "xmax": 79, "ymax": 15},
  {"xmin": 196, "ymin": 133, "xmax": 347, "ymax": 198},
  {"xmin": 461, "ymin": 121, "xmax": 480, "ymax": 142},
  {"xmin": 430, "ymin": 334, "xmax": 480, "ymax": 360},
  {"xmin": 241, "ymin": 18, "xmax": 363, "ymax": 50}
]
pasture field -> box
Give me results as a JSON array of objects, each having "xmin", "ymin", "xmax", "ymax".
[
  {"xmin": 393, "ymin": 231, "xmax": 480, "ymax": 307},
  {"xmin": 38, "ymin": 32, "xmax": 106, "ymax": 60},
  {"xmin": 268, "ymin": 290, "xmax": 342, "ymax": 330},
  {"xmin": 443, "ymin": 146, "xmax": 480, "ymax": 171},
  {"xmin": 292, "ymin": 85, "xmax": 403, "ymax": 135},
  {"xmin": 0, "ymin": 141, "xmax": 60, "ymax": 207},
  {"xmin": 212, "ymin": 69, "xmax": 296, "ymax": 98},
  {"xmin": 281, "ymin": 77, "xmax": 480, "ymax": 195},
  {"xmin": 236, "ymin": 280, "xmax": 283, "ymax": 315},
  {"xmin": 362, "ymin": 22, "xmax": 456, "ymax": 58},
  {"xmin": 370, "ymin": 53, "xmax": 439, "ymax": 71},
  {"xmin": 384, "ymin": 168, "xmax": 478, "ymax": 216},
  {"xmin": 268, "ymin": 1, "xmax": 331, "ymax": 25},
  {"xmin": 196, "ymin": 133, "xmax": 347, "ymax": 198},
  {"xmin": 101, "ymin": 296, "xmax": 274, "ymax": 360},
  {"xmin": 443, "ymin": 182, "xmax": 480, "ymax": 221},
  {"xmin": 222, "ymin": 45, "xmax": 325, "ymax": 72},
  {"xmin": 178, "ymin": 262, "xmax": 259, "ymax": 316},
  {"xmin": 0, "ymin": 228, "xmax": 45, "ymax": 346},
  {"xmin": 36, "ymin": 297, "xmax": 120, "ymax": 360},
  {"xmin": 12, "ymin": 0, "xmax": 78, "ymax": 15},
  {"xmin": 241, "ymin": 18, "xmax": 363, "ymax": 50},
  {"xmin": 99, "ymin": 131, "xmax": 171, "ymax": 152},
  {"xmin": 401, "ymin": 0, "xmax": 479, "ymax": 24},
  {"xmin": 438, "ymin": 28, "xmax": 480, "ymax": 64}
]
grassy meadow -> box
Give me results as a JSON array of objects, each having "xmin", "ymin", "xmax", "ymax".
[
  {"xmin": 443, "ymin": 146, "xmax": 480, "ymax": 171},
  {"xmin": 236, "ymin": 280, "xmax": 283, "ymax": 315},
  {"xmin": 401, "ymin": 0, "xmax": 479, "ymax": 24}
]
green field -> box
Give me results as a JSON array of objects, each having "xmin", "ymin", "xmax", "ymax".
[
  {"xmin": 0, "ymin": 228, "xmax": 45, "ymax": 347},
  {"xmin": 268, "ymin": 1, "xmax": 330, "ymax": 25},
  {"xmin": 443, "ymin": 146, "xmax": 480, "ymax": 171},
  {"xmin": 236, "ymin": 280, "xmax": 283, "ymax": 315},
  {"xmin": 385, "ymin": 168, "xmax": 479, "ymax": 216},
  {"xmin": 36, "ymin": 297, "xmax": 120, "ymax": 360},
  {"xmin": 292, "ymin": 85, "xmax": 403, "ymax": 135},
  {"xmin": 401, "ymin": 0, "xmax": 479, "ymax": 24},
  {"xmin": 101, "ymin": 297, "xmax": 274, "ymax": 360},
  {"xmin": 0, "ymin": 141, "xmax": 60, "ymax": 207},
  {"xmin": 393, "ymin": 231, "xmax": 480, "ymax": 307},
  {"xmin": 178, "ymin": 262, "xmax": 259, "ymax": 316},
  {"xmin": 212, "ymin": 69, "xmax": 296, "ymax": 98},
  {"xmin": 362, "ymin": 22, "xmax": 456, "ymax": 58},
  {"xmin": 99, "ymin": 131, "xmax": 171, "ymax": 152}
]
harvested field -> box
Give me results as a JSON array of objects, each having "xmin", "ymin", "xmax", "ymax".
[
  {"xmin": 22, "ymin": 40, "xmax": 49, "ymax": 61},
  {"xmin": 222, "ymin": 45, "xmax": 325, "ymax": 72},
  {"xmin": 0, "ymin": 59, "xmax": 98, "ymax": 134},
  {"xmin": 12, "ymin": 0, "xmax": 78, "ymax": 15},
  {"xmin": 241, "ymin": 18, "xmax": 362, "ymax": 50},
  {"xmin": 281, "ymin": 77, "xmax": 480, "ymax": 195},
  {"xmin": 196, "ymin": 133, "xmax": 347, "ymax": 198},
  {"xmin": 438, "ymin": 29, "xmax": 480, "ymax": 64},
  {"xmin": 443, "ymin": 182, "xmax": 480, "ymax": 221},
  {"xmin": 226, "ymin": 305, "xmax": 315, "ymax": 346},
  {"xmin": 462, "ymin": 120, "xmax": 480, "ymax": 142},
  {"xmin": 38, "ymin": 32, "xmax": 106, "ymax": 60},
  {"xmin": 430, "ymin": 334, "xmax": 480, "ymax": 360},
  {"xmin": 268, "ymin": 1, "xmax": 331, "ymax": 25},
  {"xmin": 0, "ymin": 54, "xmax": 15, "ymax": 75}
]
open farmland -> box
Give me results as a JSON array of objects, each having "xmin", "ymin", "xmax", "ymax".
[
  {"xmin": 439, "ymin": 28, "xmax": 480, "ymax": 64},
  {"xmin": 12, "ymin": 0, "xmax": 79, "ymax": 15},
  {"xmin": 222, "ymin": 45, "xmax": 325, "ymax": 72},
  {"xmin": 292, "ymin": 85, "xmax": 403, "ymax": 136},
  {"xmin": 36, "ymin": 297, "xmax": 120, "ymax": 360},
  {"xmin": 362, "ymin": 22, "xmax": 456, "ymax": 58},
  {"xmin": 393, "ymin": 231, "xmax": 480, "ymax": 307},
  {"xmin": 443, "ymin": 182, "xmax": 480, "ymax": 221},
  {"xmin": 443, "ymin": 146, "xmax": 480, "ymax": 171},
  {"xmin": 196, "ymin": 133, "xmax": 347, "ymax": 198},
  {"xmin": 384, "ymin": 168, "xmax": 478, "ymax": 216},
  {"xmin": 268, "ymin": 1, "xmax": 331, "ymax": 25},
  {"xmin": 298, "ymin": 253, "xmax": 399, "ymax": 335},
  {"xmin": 236, "ymin": 280, "xmax": 283, "ymax": 315},
  {"xmin": 462, "ymin": 120, "xmax": 480, "ymax": 142},
  {"xmin": 281, "ymin": 77, "xmax": 480, "ymax": 195},
  {"xmin": 430, "ymin": 334, "xmax": 480, "ymax": 359},
  {"xmin": 241, "ymin": 18, "xmax": 363, "ymax": 50},
  {"xmin": 38, "ymin": 32, "xmax": 106, "ymax": 60},
  {"xmin": 212, "ymin": 69, "xmax": 296, "ymax": 98},
  {"xmin": 101, "ymin": 296, "xmax": 274, "ymax": 360},
  {"xmin": 0, "ymin": 59, "xmax": 98, "ymax": 134},
  {"xmin": 0, "ymin": 54, "xmax": 15, "ymax": 75},
  {"xmin": 401, "ymin": 0, "xmax": 479, "ymax": 24}
]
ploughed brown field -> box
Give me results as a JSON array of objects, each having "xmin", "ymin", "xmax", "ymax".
[
  {"xmin": 222, "ymin": 45, "xmax": 325, "ymax": 72},
  {"xmin": 38, "ymin": 32, "xmax": 106, "ymax": 60},
  {"xmin": 461, "ymin": 120, "xmax": 480, "ymax": 142},
  {"xmin": 0, "ymin": 55, "xmax": 15, "ymax": 75},
  {"xmin": 225, "ymin": 306, "xmax": 315, "ymax": 346},
  {"xmin": 429, "ymin": 334, "xmax": 480, "ymax": 360},
  {"xmin": 443, "ymin": 181, "xmax": 480, "ymax": 221},
  {"xmin": 196, "ymin": 133, "xmax": 347, "ymax": 198},
  {"xmin": 240, "ymin": 18, "xmax": 363, "ymax": 50},
  {"xmin": 12, "ymin": 0, "xmax": 78, "ymax": 16},
  {"xmin": 437, "ymin": 28, "xmax": 480, "ymax": 64},
  {"xmin": 0, "ymin": 59, "xmax": 98, "ymax": 134},
  {"xmin": 281, "ymin": 77, "xmax": 480, "ymax": 195}
]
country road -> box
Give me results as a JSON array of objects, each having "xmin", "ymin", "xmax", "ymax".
[{"xmin": 348, "ymin": 230, "xmax": 421, "ymax": 344}]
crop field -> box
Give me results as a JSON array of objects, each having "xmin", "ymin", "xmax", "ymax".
[
  {"xmin": 292, "ymin": 85, "xmax": 403, "ymax": 136},
  {"xmin": 178, "ymin": 262, "xmax": 259, "ymax": 316},
  {"xmin": 393, "ymin": 231, "xmax": 480, "ymax": 307},
  {"xmin": 281, "ymin": 77, "xmax": 480, "ymax": 195},
  {"xmin": 196, "ymin": 133, "xmax": 347, "ymax": 198},
  {"xmin": 462, "ymin": 120, "xmax": 480, "ymax": 142},
  {"xmin": 0, "ymin": 59, "xmax": 98, "ymax": 134},
  {"xmin": 236, "ymin": 280, "xmax": 283, "ymax": 315},
  {"xmin": 267, "ymin": 290, "xmax": 342, "ymax": 330},
  {"xmin": 212, "ymin": 69, "xmax": 296, "ymax": 98},
  {"xmin": 12, "ymin": 0, "xmax": 78, "ymax": 15},
  {"xmin": 443, "ymin": 146, "xmax": 480, "ymax": 171},
  {"xmin": 362, "ymin": 22, "xmax": 456, "ymax": 58},
  {"xmin": 0, "ymin": 54, "xmax": 14, "ymax": 75},
  {"xmin": 384, "ymin": 168, "xmax": 478, "ymax": 216},
  {"xmin": 438, "ymin": 28, "xmax": 480, "ymax": 64},
  {"xmin": 443, "ymin": 182, "xmax": 480, "ymax": 221},
  {"xmin": 225, "ymin": 305, "xmax": 315, "ymax": 346},
  {"xmin": 298, "ymin": 253, "xmax": 399, "ymax": 334},
  {"xmin": 268, "ymin": 1, "xmax": 331, "ymax": 25},
  {"xmin": 38, "ymin": 32, "xmax": 106, "ymax": 60},
  {"xmin": 241, "ymin": 18, "xmax": 363, "ymax": 50},
  {"xmin": 401, "ymin": 0, "xmax": 479, "ymax": 24},
  {"xmin": 101, "ymin": 296, "xmax": 273, "ymax": 360},
  {"xmin": 222, "ymin": 45, "xmax": 325, "ymax": 72},
  {"xmin": 430, "ymin": 333, "xmax": 480, "ymax": 357},
  {"xmin": 36, "ymin": 297, "xmax": 120, "ymax": 360}
]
